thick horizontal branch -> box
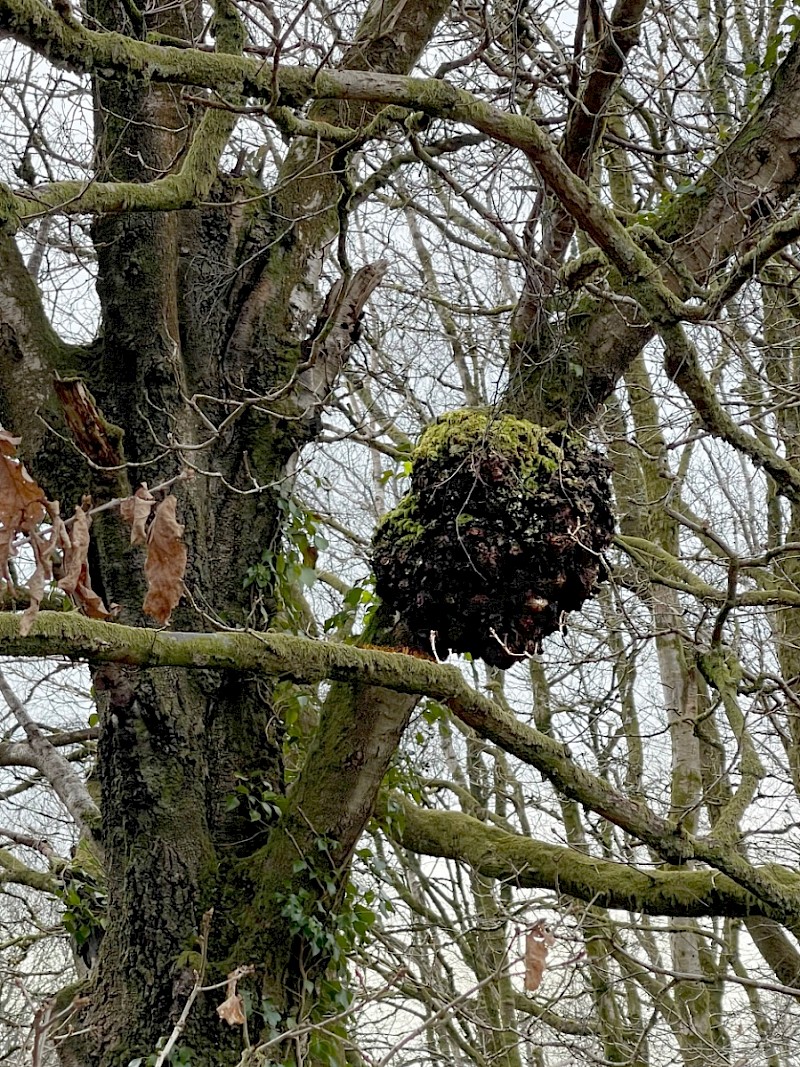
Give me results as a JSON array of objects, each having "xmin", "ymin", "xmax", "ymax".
[
  {"xmin": 3, "ymin": 611, "xmax": 800, "ymax": 929},
  {"xmin": 0, "ymin": 0, "xmax": 308, "ymax": 111},
  {"xmin": 391, "ymin": 799, "xmax": 775, "ymax": 921},
  {"xmin": 446, "ymin": 693, "xmax": 800, "ymax": 931},
  {"xmin": 0, "ymin": 609, "xmax": 467, "ymax": 685}
]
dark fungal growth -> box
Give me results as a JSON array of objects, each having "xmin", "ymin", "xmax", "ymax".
[{"xmin": 371, "ymin": 409, "xmax": 615, "ymax": 668}]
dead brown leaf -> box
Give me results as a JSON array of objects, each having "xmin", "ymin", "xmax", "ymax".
[
  {"xmin": 0, "ymin": 431, "xmax": 47, "ymax": 581},
  {"xmin": 216, "ymin": 966, "xmax": 253, "ymax": 1027},
  {"xmin": 143, "ymin": 495, "xmax": 187, "ymax": 625},
  {"xmin": 58, "ymin": 506, "xmax": 112, "ymax": 622},
  {"xmin": 0, "ymin": 433, "xmax": 56, "ymax": 634},
  {"xmin": 524, "ymin": 921, "xmax": 555, "ymax": 992},
  {"xmin": 19, "ymin": 527, "xmax": 57, "ymax": 636},
  {"xmin": 120, "ymin": 484, "xmax": 156, "ymax": 547},
  {"xmin": 216, "ymin": 992, "xmax": 246, "ymax": 1027},
  {"xmin": 58, "ymin": 506, "xmax": 90, "ymax": 595}
]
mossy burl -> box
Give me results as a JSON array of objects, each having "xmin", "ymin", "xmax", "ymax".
[
  {"xmin": 412, "ymin": 406, "xmax": 562, "ymax": 477},
  {"xmin": 372, "ymin": 408, "xmax": 614, "ymax": 668},
  {"xmin": 375, "ymin": 408, "xmax": 565, "ymax": 539}
]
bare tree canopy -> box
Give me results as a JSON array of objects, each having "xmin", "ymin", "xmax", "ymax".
[{"xmin": 1, "ymin": 0, "xmax": 800, "ymax": 1064}]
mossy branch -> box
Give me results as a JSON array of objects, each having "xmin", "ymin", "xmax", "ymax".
[
  {"xmin": 386, "ymin": 797, "xmax": 781, "ymax": 922},
  {"xmin": 268, "ymin": 103, "xmax": 408, "ymax": 146},
  {"xmin": 0, "ymin": 609, "xmax": 467, "ymax": 684},
  {"xmin": 0, "ymin": 847, "xmax": 59, "ymax": 893},
  {"xmin": 3, "ymin": 0, "xmax": 800, "ymax": 401},
  {"xmin": 617, "ymin": 534, "xmax": 800, "ymax": 606},
  {"xmin": 698, "ymin": 648, "xmax": 765, "ymax": 843},
  {"xmin": 0, "ymin": 2, "xmax": 742, "ymax": 318},
  {"xmin": 1, "ymin": 106, "xmax": 235, "ymax": 228},
  {"xmin": 2, "ymin": 610, "xmax": 800, "ymax": 928}
]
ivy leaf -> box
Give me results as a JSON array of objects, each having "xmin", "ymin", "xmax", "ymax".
[{"xmin": 299, "ymin": 566, "xmax": 317, "ymax": 588}]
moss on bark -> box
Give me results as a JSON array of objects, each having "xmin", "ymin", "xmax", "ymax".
[{"xmin": 372, "ymin": 408, "xmax": 614, "ymax": 666}]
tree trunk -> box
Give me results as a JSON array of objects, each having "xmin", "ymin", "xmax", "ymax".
[{"xmin": 0, "ymin": 1, "xmax": 450, "ymax": 1061}]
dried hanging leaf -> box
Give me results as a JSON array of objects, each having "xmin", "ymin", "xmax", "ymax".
[
  {"xmin": 0, "ymin": 430, "xmax": 47, "ymax": 580},
  {"xmin": 58, "ymin": 505, "xmax": 112, "ymax": 622},
  {"xmin": 19, "ymin": 525, "xmax": 58, "ymax": 636},
  {"xmin": 217, "ymin": 992, "xmax": 246, "ymax": 1027},
  {"xmin": 58, "ymin": 506, "xmax": 90, "ymax": 595},
  {"xmin": 216, "ymin": 966, "xmax": 253, "ymax": 1027},
  {"xmin": 0, "ymin": 432, "xmax": 57, "ymax": 634},
  {"xmin": 143, "ymin": 496, "xmax": 187, "ymax": 625},
  {"xmin": 524, "ymin": 921, "xmax": 555, "ymax": 992},
  {"xmin": 120, "ymin": 484, "xmax": 156, "ymax": 546}
]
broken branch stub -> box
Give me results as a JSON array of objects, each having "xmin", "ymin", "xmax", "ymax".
[{"xmin": 371, "ymin": 409, "xmax": 614, "ymax": 668}]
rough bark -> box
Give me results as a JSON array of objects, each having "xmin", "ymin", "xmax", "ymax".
[{"xmin": 0, "ymin": 0, "xmax": 449, "ymax": 1060}]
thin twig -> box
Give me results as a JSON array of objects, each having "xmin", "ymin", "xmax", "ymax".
[{"xmin": 154, "ymin": 909, "xmax": 214, "ymax": 1067}]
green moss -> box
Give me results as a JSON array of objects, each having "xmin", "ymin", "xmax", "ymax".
[
  {"xmin": 374, "ymin": 407, "xmax": 587, "ymax": 558},
  {"xmin": 414, "ymin": 408, "xmax": 565, "ymax": 486},
  {"xmin": 51, "ymin": 979, "xmax": 91, "ymax": 1017},
  {"xmin": 643, "ymin": 180, "xmax": 711, "ymax": 247},
  {"xmin": 0, "ymin": 182, "xmax": 21, "ymax": 233},
  {"xmin": 374, "ymin": 493, "xmax": 425, "ymax": 546},
  {"xmin": 699, "ymin": 647, "xmax": 744, "ymax": 690},
  {"xmin": 72, "ymin": 836, "xmax": 106, "ymax": 881}
]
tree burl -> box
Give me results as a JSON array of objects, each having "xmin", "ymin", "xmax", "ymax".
[{"xmin": 372, "ymin": 409, "xmax": 615, "ymax": 667}]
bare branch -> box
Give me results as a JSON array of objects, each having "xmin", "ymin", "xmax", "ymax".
[{"xmin": 0, "ymin": 668, "xmax": 100, "ymax": 842}]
